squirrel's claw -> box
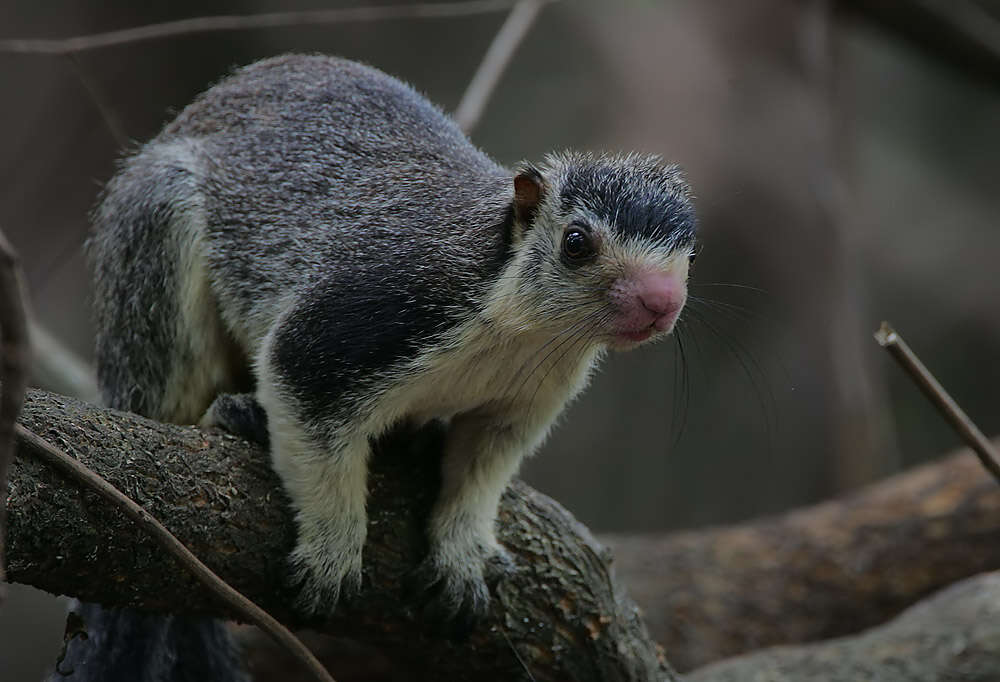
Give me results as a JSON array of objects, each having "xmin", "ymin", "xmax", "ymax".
[{"xmin": 405, "ymin": 546, "xmax": 515, "ymax": 636}]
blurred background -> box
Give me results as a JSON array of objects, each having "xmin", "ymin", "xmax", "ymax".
[{"xmin": 1, "ymin": 0, "xmax": 998, "ymax": 678}]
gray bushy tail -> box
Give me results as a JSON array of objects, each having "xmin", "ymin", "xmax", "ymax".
[
  {"xmin": 58, "ymin": 134, "xmax": 250, "ymax": 681},
  {"xmin": 48, "ymin": 601, "xmax": 249, "ymax": 682}
]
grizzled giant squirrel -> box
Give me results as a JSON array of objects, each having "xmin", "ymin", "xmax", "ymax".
[{"xmin": 62, "ymin": 54, "xmax": 696, "ymax": 680}]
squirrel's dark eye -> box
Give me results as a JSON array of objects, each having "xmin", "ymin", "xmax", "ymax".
[
  {"xmin": 562, "ymin": 227, "xmax": 595, "ymax": 263},
  {"xmin": 688, "ymin": 251, "xmax": 697, "ymax": 265}
]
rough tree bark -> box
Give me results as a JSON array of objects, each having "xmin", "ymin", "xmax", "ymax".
[
  {"xmin": 606, "ymin": 450, "xmax": 1000, "ymax": 671},
  {"xmin": 6, "ymin": 388, "xmax": 1000, "ymax": 681},
  {"xmin": 243, "ymin": 449, "xmax": 1000, "ymax": 679},
  {"xmin": 6, "ymin": 389, "xmax": 674, "ymax": 682},
  {"xmin": 243, "ymin": 571, "xmax": 1000, "ymax": 682}
]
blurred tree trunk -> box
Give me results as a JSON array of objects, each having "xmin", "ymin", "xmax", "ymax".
[
  {"xmin": 573, "ymin": 0, "xmax": 897, "ymax": 532},
  {"xmin": 803, "ymin": 0, "xmax": 897, "ymax": 489}
]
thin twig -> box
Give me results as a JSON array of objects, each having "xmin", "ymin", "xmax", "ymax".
[
  {"xmin": 0, "ymin": 0, "xmax": 532, "ymax": 55},
  {"xmin": 875, "ymin": 321, "xmax": 1000, "ymax": 484},
  {"xmin": 500, "ymin": 625, "xmax": 538, "ymax": 681},
  {"xmin": 0, "ymin": 229, "xmax": 29, "ymax": 596},
  {"xmin": 65, "ymin": 53, "xmax": 129, "ymax": 148},
  {"xmin": 14, "ymin": 425, "xmax": 337, "ymax": 682},
  {"xmin": 454, "ymin": 0, "xmax": 547, "ymax": 133}
]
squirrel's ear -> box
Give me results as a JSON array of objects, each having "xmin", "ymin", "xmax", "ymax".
[{"xmin": 512, "ymin": 165, "xmax": 546, "ymax": 226}]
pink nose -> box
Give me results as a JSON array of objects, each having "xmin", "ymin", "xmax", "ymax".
[
  {"xmin": 610, "ymin": 270, "xmax": 686, "ymax": 337},
  {"xmin": 637, "ymin": 272, "xmax": 683, "ymax": 324}
]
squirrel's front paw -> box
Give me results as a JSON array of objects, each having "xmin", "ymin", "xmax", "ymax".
[
  {"xmin": 407, "ymin": 544, "xmax": 515, "ymax": 634},
  {"xmin": 288, "ymin": 533, "xmax": 364, "ymax": 616}
]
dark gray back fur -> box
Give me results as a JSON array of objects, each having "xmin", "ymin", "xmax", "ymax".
[
  {"xmin": 175, "ymin": 55, "xmax": 515, "ymax": 344},
  {"xmin": 90, "ymin": 54, "xmax": 518, "ymax": 420}
]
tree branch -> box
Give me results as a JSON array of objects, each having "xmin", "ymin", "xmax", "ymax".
[
  {"xmin": 6, "ymin": 389, "xmax": 674, "ymax": 681},
  {"xmin": 454, "ymin": 0, "xmax": 547, "ymax": 133},
  {"xmin": 15, "ymin": 423, "xmax": 336, "ymax": 682},
  {"xmin": 64, "ymin": 53, "xmax": 130, "ymax": 148},
  {"xmin": 606, "ymin": 450, "xmax": 1000, "ymax": 671},
  {"xmin": 242, "ymin": 571, "xmax": 1000, "ymax": 681},
  {"xmin": 9, "ymin": 388, "xmax": 1000, "ymax": 680},
  {"xmin": 0, "ymin": 1, "xmax": 552, "ymax": 56},
  {"xmin": 688, "ymin": 570, "xmax": 1000, "ymax": 682},
  {"xmin": 875, "ymin": 321, "xmax": 1000, "ymax": 484},
  {"xmin": 242, "ymin": 446, "xmax": 1000, "ymax": 678}
]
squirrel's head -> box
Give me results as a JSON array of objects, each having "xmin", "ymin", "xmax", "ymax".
[{"xmin": 496, "ymin": 152, "xmax": 696, "ymax": 350}]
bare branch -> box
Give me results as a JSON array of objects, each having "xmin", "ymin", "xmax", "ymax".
[
  {"xmin": 15, "ymin": 423, "xmax": 336, "ymax": 682},
  {"xmin": 7, "ymin": 389, "xmax": 674, "ymax": 681},
  {"xmin": 0, "ymin": 228, "xmax": 28, "ymax": 595},
  {"xmin": 455, "ymin": 0, "xmax": 548, "ymax": 133},
  {"xmin": 875, "ymin": 321, "xmax": 1000, "ymax": 484},
  {"xmin": 0, "ymin": 1, "xmax": 543, "ymax": 56},
  {"xmin": 237, "ymin": 572, "xmax": 1000, "ymax": 681},
  {"xmin": 65, "ymin": 53, "xmax": 129, "ymax": 148},
  {"xmin": 11, "ymin": 387, "xmax": 1000, "ymax": 679}
]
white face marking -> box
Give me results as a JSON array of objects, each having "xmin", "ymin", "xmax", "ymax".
[{"xmin": 490, "ymin": 198, "xmax": 694, "ymax": 356}]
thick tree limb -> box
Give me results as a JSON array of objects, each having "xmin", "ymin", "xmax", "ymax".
[
  {"xmin": 8, "ymin": 388, "xmax": 1000, "ymax": 680},
  {"xmin": 15, "ymin": 424, "xmax": 335, "ymax": 682},
  {"xmin": 688, "ymin": 570, "xmax": 1000, "ymax": 682},
  {"xmin": 5, "ymin": 389, "xmax": 674, "ymax": 682},
  {"xmin": 239, "ymin": 570, "xmax": 1000, "ymax": 682},
  {"xmin": 242, "ymin": 448, "xmax": 1000, "ymax": 679},
  {"xmin": 606, "ymin": 450, "xmax": 1000, "ymax": 671}
]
